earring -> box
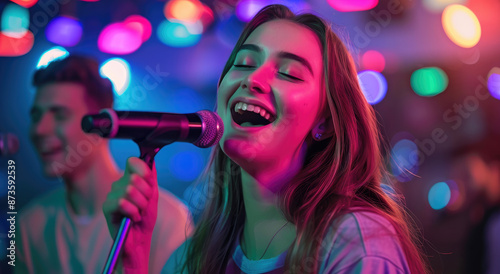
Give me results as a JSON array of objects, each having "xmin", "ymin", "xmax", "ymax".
[{"xmin": 314, "ymin": 133, "xmax": 322, "ymax": 141}]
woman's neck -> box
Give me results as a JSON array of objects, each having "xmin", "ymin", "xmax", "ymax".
[{"xmin": 241, "ymin": 165, "xmax": 298, "ymax": 260}]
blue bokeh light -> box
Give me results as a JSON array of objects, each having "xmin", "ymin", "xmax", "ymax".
[
  {"xmin": 169, "ymin": 149, "xmax": 205, "ymax": 182},
  {"xmin": 390, "ymin": 139, "xmax": 419, "ymax": 182},
  {"xmin": 428, "ymin": 182, "xmax": 451, "ymax": 210},
  {"xmin": 157, "ymin": 20, "xmax": 201, "ymax": 47}
]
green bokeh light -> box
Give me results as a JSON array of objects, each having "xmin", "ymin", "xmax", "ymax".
[
  {"xmin": 411, "ymin": 67, "xmax": 449, "ymax": 97},
  {"xmin": 1, "ymin": 3, "xmax": 29, "ymax": 38}
]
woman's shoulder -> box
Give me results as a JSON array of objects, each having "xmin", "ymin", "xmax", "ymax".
[{"xmin": 319, "ymin": 209, "xmax": 410, "ymax": 273}]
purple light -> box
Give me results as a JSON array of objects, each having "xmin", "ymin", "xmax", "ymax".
[
  {"xmin": 98, "ymin": 22, "xmax": 142, "ymax": 55},
  {"xmin": 45, "ymin": 16, "xmax": 83, "ymax": 47},
  {"xmin": 327, "ymin": 0, "xmax": 378, "ymax": 12},
  {"xmin": 488, "ymin": 72, "xmax": 500, "ymax": 100},
  {"xmin": 235, "ymin": 0, "xmax": 309, "ymax": 22},
  {"xmin": 358, "ymin": 70, "xmax": 387, "ymax": 105}
]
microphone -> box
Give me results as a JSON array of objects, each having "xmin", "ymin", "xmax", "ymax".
[{"xmin": 81, "ymin": 109, "xmax": 223, "ymax": 148}]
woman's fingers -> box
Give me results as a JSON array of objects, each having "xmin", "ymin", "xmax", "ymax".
[
  {"xmin": 130, "ymin": 173, "xmax": 153, "ymax": 201},
  {"xmin": 104, "ymin": 157, "xmax": 156, "ymax": 225},
  {"xmin": 118, "ymin": 198, "xmax": 142, "ymax": 222},
  {"xmin": 125, "ymin": 157, "xmax": 153, "ymax": 180}
]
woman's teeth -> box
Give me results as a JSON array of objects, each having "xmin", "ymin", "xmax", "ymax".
[{"xmin": 235, "ymin": 102, "xmax": 272, "ymax": 121}]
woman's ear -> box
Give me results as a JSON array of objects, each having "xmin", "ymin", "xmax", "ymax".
[{"xmin": 311, "ymin": 117, "xmax": 334, "ymax": 141}]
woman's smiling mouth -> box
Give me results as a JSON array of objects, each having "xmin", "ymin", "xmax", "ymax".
[{"xmin": 230, "ymin": 100, "xmax": 277, "ymax": 127}]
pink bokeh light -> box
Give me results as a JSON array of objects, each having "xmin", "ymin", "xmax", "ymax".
[{"xmin": 98, "ymin": 22, "xmax": 142, "ymax": 55}]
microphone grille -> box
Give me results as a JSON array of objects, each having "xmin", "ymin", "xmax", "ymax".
[{"xmin": 194, "ymin": 110, "xmax": 224, "ymax": 148}]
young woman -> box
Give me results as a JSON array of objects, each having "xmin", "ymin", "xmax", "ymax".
[{"xmin": 103, "ymin": 5, "xmax": 427, "ymax": 273}]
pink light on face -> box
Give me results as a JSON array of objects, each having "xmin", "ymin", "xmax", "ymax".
[
  {"xmin": 0, "ymin": 30, "xmax": 34, "ymax": 56},
  {"xmin": 124, "ymin": 15, "xmax": 152, "ymax": 42},
  {"xmin": 327, "ymin": 0, "xmax": 378, "ymax": 12},
  {"xmin": 98, "ymin": 22, "xmax": 142, "ymax": 55},
  {"xmin": 361, "ymin": 50, "xmax": 385, "ymax": 72}
]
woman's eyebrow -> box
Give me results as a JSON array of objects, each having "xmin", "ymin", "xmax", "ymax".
[
  {"xmin": 278, "ymin": 51, "xmax": 313, "ymax": 76},
  {"xmin": 238, "ymin": 44, "xmax": 261, "ymax": 52}
]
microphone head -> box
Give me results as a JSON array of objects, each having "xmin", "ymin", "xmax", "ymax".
[{"xmin": 194, "ymin": 110, "xmax": 224, "ymax": 148}]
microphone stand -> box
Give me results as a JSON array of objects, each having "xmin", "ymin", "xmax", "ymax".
[{"xmin": 102, "ymin": 141, "xmax": 165, "ymax": 274}]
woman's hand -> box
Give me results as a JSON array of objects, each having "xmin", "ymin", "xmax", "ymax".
[{"xmin": 103, "ymin": 157, "xmax": 159, "ymax": 273}]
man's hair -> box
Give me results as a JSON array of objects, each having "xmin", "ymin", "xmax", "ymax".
[{"xmin": 32, "ymin": 54, "xmax": 114, "ymax": 110}]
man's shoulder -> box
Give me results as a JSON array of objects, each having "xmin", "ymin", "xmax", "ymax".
[{"xmin": 19, "ymin": 187, "xmax": 66, "ymax": 222}]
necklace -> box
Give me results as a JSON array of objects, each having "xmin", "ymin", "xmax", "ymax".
[{"xmin": 257, "ymin": 220, "xmax": 290, "ymax": 260}]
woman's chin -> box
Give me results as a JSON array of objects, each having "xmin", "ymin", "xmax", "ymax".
[{"xmin": 222, "ymin": 138, "xmax": 272, "ymax": 167}]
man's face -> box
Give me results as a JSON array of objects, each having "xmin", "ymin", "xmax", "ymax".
[{"xmin": 29, "ymin": 83, "xmax": 98, "ymax": 177}]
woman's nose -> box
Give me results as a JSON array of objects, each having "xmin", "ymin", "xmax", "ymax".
[{"xmin": 241, "ymin": 66, "xmax": 272, "ymax": 94}]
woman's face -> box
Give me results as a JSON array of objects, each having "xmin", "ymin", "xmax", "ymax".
[{"xmin": 217, "ymin": 19, "xmax": 324, "ymax": 174}]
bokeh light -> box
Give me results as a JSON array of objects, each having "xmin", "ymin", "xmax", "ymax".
[
  {"xmin": 169, "ymin": 150, "xmax": 205, "ymax": 182},
  {"xmin": 487, "ymin": 67, "xmax": 500, "ymax": 100},
  {"xmin": 10, "ymin": 0, "xmax": 38, "ymax": 8},
  {"xmin": 164, "ymin": 0, "xmax": 204, "ymax": 23},
  {"xmin": 361, "ymin": 50, "xmax": 385, "ymax": 72},
  {"xmin": 36, "ymin": 46, "xmax": 69, "ymax": 69},
  {"xmin": 236, "ymin": 0, "xmax": 309, "ymax": 22},
  {"xmin": 390, "ymin": 139, "xmax": 419, "ymax": 182},
  {"xmin": 124, "ymin": 15, "xmax": 152, "ymax": 42},
  {"xmin": 0, "ymin": 30, "xmax": 33, "ymax": 56},
  {"xmin": 411, "ymin": 67, "xmax": 448, "ymax": 97},
  {"xmin": 157, "ymin": 20, "xmax": 201, "ymax": 47},
  {"xmin": 98, "ymin": 22, "xmax": 142, "ymax": 54},
  {"xmin": 442, "ymin": 4, "xmax": 481, "ymax": 48},
  {"xmin": 1, "ymin": 3, "xmax": 29, "ymax": 38},
  {"xmin": 446, "ymin": 180, "xmax": 462, "ymax": 210},
  {"xmin": 327, "ymin": 0, "xmax": 378, "ymax": 12},
  {"xmin": 100, "ymin": 58, "xmax": 131, "ymax": 96},
  {"xmin": 423, "ymin": 0, "xmax": 466, "ymax": 13},
  {"xmin": 357, "ymin": 70, "xmax": 387, "ymax": 105},
  {"xmin": 428, "ymin": 182, "xmax": 451, "ymax": 210},
  {"xmin": 45, "ymin": 16, "xmax": 83, "ymax": 47}
]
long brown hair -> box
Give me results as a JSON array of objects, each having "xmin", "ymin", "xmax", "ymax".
[{"xmin": 183, "ymin": 4, "xmax": 427, "ymax": 273}]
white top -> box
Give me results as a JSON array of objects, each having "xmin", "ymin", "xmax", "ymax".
[{"xmin": 163, "ymin": 211, "xmax": 410, "ymax": 273}]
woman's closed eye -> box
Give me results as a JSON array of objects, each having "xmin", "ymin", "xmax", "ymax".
[
  {"xmin": 233, "ymin": 64, "xmax": 255, "ymax": 68},
  {"xmin": 278, "ymin": 72, "xmax": 303, "ymax": 82}
]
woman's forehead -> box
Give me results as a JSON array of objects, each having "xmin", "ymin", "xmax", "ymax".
[{"xmin": 243, "ymin": 20, "xmax": 323, "ymax": 73}]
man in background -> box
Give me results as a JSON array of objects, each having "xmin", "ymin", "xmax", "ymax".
[
  {"xmin": 17, "ymin": 55, "xmax": 192, "ymax": 273},
  {"xmin": 451, "ymin": 139, "xmax": 500, "ymax": 274}
]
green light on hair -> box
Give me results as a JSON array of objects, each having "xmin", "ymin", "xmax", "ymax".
[{"xmin": 410, "ymin": 67, "xmax": 448, "ymax": 97}]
